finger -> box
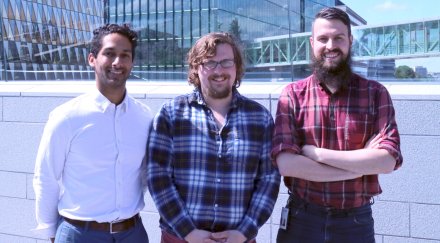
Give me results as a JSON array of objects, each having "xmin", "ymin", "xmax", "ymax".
[
  {"xmin": 211, "ymin": 232, "xmax": 227, "ymax": 239},
  {"xmin": 369, "ymin": 133, "xmax": 381, "ymax": 143},
  {"xmin": 368, "ymin": 136, "xmax": 380, "ymax": 146},
  {"xmin": 371, "ymin": 134, "xmax": 383, "ymax": 146},
  {"xmin": 365, "ymin": 133, "xmax": 382, "ymax": 148}
]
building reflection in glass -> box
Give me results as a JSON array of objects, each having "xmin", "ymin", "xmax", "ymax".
[{"xmin": 0, "ymin": 0, "xmax": 104, "ymax": 81}]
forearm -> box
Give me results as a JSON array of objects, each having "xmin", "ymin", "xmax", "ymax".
[
  {"xmin": 313, "ymin": 147, "xmax": 396, "ymax": 174},
  {"xmin": 276, "ymin": 152, "xmax": 362, "ymax": 182}
]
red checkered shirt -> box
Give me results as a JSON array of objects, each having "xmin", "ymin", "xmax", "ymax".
[{"xmin": 272, "ymin": 74, "xmax": 403, "ymax": 209}]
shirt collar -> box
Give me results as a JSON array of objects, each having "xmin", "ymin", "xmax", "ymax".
[
  {"xmin": 312, "ymin": 73, "xmax": 358, "ymax": 95},
  {"xmin": 92, "ymin": 89, "xmax": 129, "ymax": 113},
  {"xmin": 189, "ymin": 88, "xmax": 241, "ymax": 109}
]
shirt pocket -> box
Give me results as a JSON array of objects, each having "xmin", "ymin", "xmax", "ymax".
[
  {"xmin": 344, "ymin": 113, "xmax": 374, "ymax": 149},
  {"xmin": 226, "ymin": 129, "xmax": 260, "ymax": 175}
]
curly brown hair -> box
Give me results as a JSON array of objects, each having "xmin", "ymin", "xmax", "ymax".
[{"xmin": 187, "ymin": 32, "xmax": 245, "ymax": 89}]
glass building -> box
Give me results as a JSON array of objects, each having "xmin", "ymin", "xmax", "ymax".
[
  {"xmin": 1, "ymin": 1, "xmax": 437, "ymax": 82},
  {"xmin": 0, "ymin": 0, "xmax": 104, "ymax": 81},
  {"xmin": 105, "ymin": 0, "xmax": 339, "ymax": 81}
]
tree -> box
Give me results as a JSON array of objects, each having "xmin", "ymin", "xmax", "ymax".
[
  {"xmin": 228, "ymin": 18, "xmax": 242, "ymax": 43},
  {"xmin": 395, "ymin": 65, "xmax": 415, "ymax": 78}
]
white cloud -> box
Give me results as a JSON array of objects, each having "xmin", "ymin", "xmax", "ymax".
[{"xmin": 374, "ymin": 1, "xmax": 407, "ymax": 11}]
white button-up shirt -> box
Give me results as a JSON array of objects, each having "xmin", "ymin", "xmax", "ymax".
[{"xmin": 33, "ymin": 90, "xmax": 152, "ymax": 238}]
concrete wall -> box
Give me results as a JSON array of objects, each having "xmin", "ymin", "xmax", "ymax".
[{"xmin": 0, "ymin": 81, "xmax": 439, "ymax": 243}]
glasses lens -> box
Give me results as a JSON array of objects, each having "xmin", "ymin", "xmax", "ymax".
[
  {"xmin": 202, "ymin": 59, "xmax": 234, "ymax": 69},
  {"xmin": 203, "ymin": 61, "xmax": 218, "ymax": 69},
  {"xmin": 220, "ymin": 59, "xmax": 234, "ymax": 68}
]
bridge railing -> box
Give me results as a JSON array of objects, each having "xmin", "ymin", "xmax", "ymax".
[{"xmin": 245, "ymin": 18, "xmax": 440, "ymax": 66}]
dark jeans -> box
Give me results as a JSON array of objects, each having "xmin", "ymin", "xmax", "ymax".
[
  {"xmin": 54, "ymin": 216, "xmax": 149, "ymax": 243},
  {"xmin": 277, "ymin": 197, "xmax": 375, "ymax": 243}
]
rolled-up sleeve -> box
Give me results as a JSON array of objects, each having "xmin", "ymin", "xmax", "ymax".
[
  {"xmin": 376, "ymin": 86, "xmax": 403, "ymax": 170},
  {"xmin": 271, "ymin": 85, "xmax": 301, "ymax": 161}
]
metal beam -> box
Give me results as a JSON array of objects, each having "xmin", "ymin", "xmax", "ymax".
[{"xmin": 245, "ymin": 18, "xmax": 440, "ymax": 67}]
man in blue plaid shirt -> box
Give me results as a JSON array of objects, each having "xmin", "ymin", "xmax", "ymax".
[{"xmin": 146, "ymin": 32, "xmax": 280, "ymax": 243}]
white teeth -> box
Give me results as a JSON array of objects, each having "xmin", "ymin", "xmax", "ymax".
[{"xmin": 324, "ymin": 52, "xmax": 339, "ymax": 58}]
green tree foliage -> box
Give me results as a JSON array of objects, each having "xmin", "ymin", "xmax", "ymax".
[
  {"xmin": 395, "ymin": 65, "xmax": 415, "ymax": 78},
  {"xmin": 228, "ymin": 18, "xmax": 242, "ymax": 43}
]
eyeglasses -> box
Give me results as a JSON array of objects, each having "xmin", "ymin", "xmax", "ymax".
[{"xmin": 201, "ymin": 59, "xmax": 235, "ymax": 70}]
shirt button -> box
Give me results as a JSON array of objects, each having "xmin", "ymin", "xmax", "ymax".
[
  {"xmin": 214, "ymin": 204, "xmax": 218, "ymax": 207},
  {"xmin": 218, "ymin": 154, "xmax": 222, "ymax": 158},
  {"xmin": 216, "ymin": 178, "xmax": 221, "ymax": 182}
]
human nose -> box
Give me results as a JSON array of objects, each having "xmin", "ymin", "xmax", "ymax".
[
  {"xmin": 325, "ymin": 39, "xmax": 334, "ymax": 49},
  {"xmin": 212, "ymin": 63, "xmax": 223, "ymax": 71},
  {"xmin": 112, "ymin": 56, "xmax": 121, "ymax": 66},
  {"xmin": 325, "ymin": 39, "xmax": 333, "ymax": 49}
]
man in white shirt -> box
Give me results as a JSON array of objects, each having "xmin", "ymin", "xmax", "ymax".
[{"xmin": 33, "ymin": 23, "xmax": 152, "ymax": 243}]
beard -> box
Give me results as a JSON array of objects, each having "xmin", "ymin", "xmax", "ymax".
[
  {"xmin": 311, "ymin": 49, "xmax": 353, "ymax": 90},
  {"xmin": 202, "ymin": 74, "xmax": 233, "ymax": 99},
  {"xmin": 205, "ymin": 85, "xmax": 231, "ymax": 99}
]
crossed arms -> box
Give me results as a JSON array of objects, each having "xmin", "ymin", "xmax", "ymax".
[{"xmin": 276, "ymin": 133, "xmax": 397, "ymax": 182}]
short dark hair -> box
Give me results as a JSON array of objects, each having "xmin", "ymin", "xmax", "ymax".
[
  {"xmin": 314, "ymin": 7, "xmax": 352, "ymax": 36},
  {"xmin": 187, "ymin": 32, "xmax": 245, "ymax": 89},
  {"xmin": 89, "ymin": 23, "xmax": 138, "ymax": 59}
]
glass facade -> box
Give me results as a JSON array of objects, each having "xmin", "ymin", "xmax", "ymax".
[
  {"xmin": 3, "ymin": 1, "xmax": 433, "ymax": 82},
  {"xmin": 0, "ymin": 0, "xmax": 104, "ymax": 81},
  {"xmin": 105, "ymin": 0, "xmax": 337, "ymax": 81}
]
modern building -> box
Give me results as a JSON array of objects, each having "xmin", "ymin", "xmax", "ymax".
[
  {"xmin": 0, "ymin": 0, "xmax": 380, "ymax": 81},
  {"xmin": 105, "ymin": 0, "xmax": 353, "ymax": 81},
  {"xmin": 0, "ymin": 0, "xmax": 104, "ymax": 81}
]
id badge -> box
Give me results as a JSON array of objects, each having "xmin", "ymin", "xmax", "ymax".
[{"xmin": 280, "ymin": 207, "xmax": 289, "ymax": 230}]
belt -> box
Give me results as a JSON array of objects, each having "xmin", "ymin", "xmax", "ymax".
[
  {"xmin": 288, "ymin": 197, "xmax": 371, "ymax": 217},
  {"xmin": 63, "ymin": 214, "xmax": 139, "ymax": 234}
]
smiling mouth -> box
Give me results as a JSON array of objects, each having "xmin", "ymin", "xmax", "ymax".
[
  {"xmin": 324, "ymin": 52, "xmax": 340, "ymax": 59},
  {"xmin": 109, "ymin": 70, "xmax": 123, "ymax": 74},
  {"xmin": 212, "ymin": 77, "xmax": 227, "ymax": 82},
  {"xmin": 210, "ymin": 74, "xmax": 229, "ymax": 82}
]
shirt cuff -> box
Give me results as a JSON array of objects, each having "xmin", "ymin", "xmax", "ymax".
[
  {"xmin": 271, "ymin": 144, "xmax": 301, "ymax": 161},
  {"xmin": 378, "ymin": 144, "xmax": 403, "ymax": 169},
  {"xmin": 237, "ymin": 216, "xmax": 258, "ymax": 241},
  {"xmin": 172, "ymin": 216, "xmax": 197, "ymax": 239},
  {"xmin": 32, "ymin": 224, "xmax": 57, "ymax": 239}
]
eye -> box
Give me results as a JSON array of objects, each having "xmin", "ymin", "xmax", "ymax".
[
  {"xmin": 120, "ymin": 53, "xmax": 132, "ymax": 59},
  {"xmin": 103, "ymin": 52, "xmax": 115, "ymax": 57},
  {"xmin": 202, "ymin": 60, "xmax": 218, "ymax": 69},
  {"xmin": 220, "ymin": 59, "xmax": 235, "ymax": 68},
  {"xmin": 317, "ymin": 37, "xmax": 328, "ymax": 43}
]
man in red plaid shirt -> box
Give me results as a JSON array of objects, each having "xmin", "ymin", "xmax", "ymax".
[{"xmin": 272, "ymin": 7, "xmax": 403, "ymax": 243}]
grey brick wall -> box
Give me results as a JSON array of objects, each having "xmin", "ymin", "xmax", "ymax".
[{"xmin": 1, "ymin": 81, "xmax": 439, "ymax": 243}]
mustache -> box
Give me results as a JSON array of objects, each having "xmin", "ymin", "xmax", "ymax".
[{"xmin": 208, "ymin": 73, "xmax": 230, "ymax": 80}]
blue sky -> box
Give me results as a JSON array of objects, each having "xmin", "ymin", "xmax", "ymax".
[{"xmin": 341, "ymin": 0, "xmax": 440, "ymax": 72}]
